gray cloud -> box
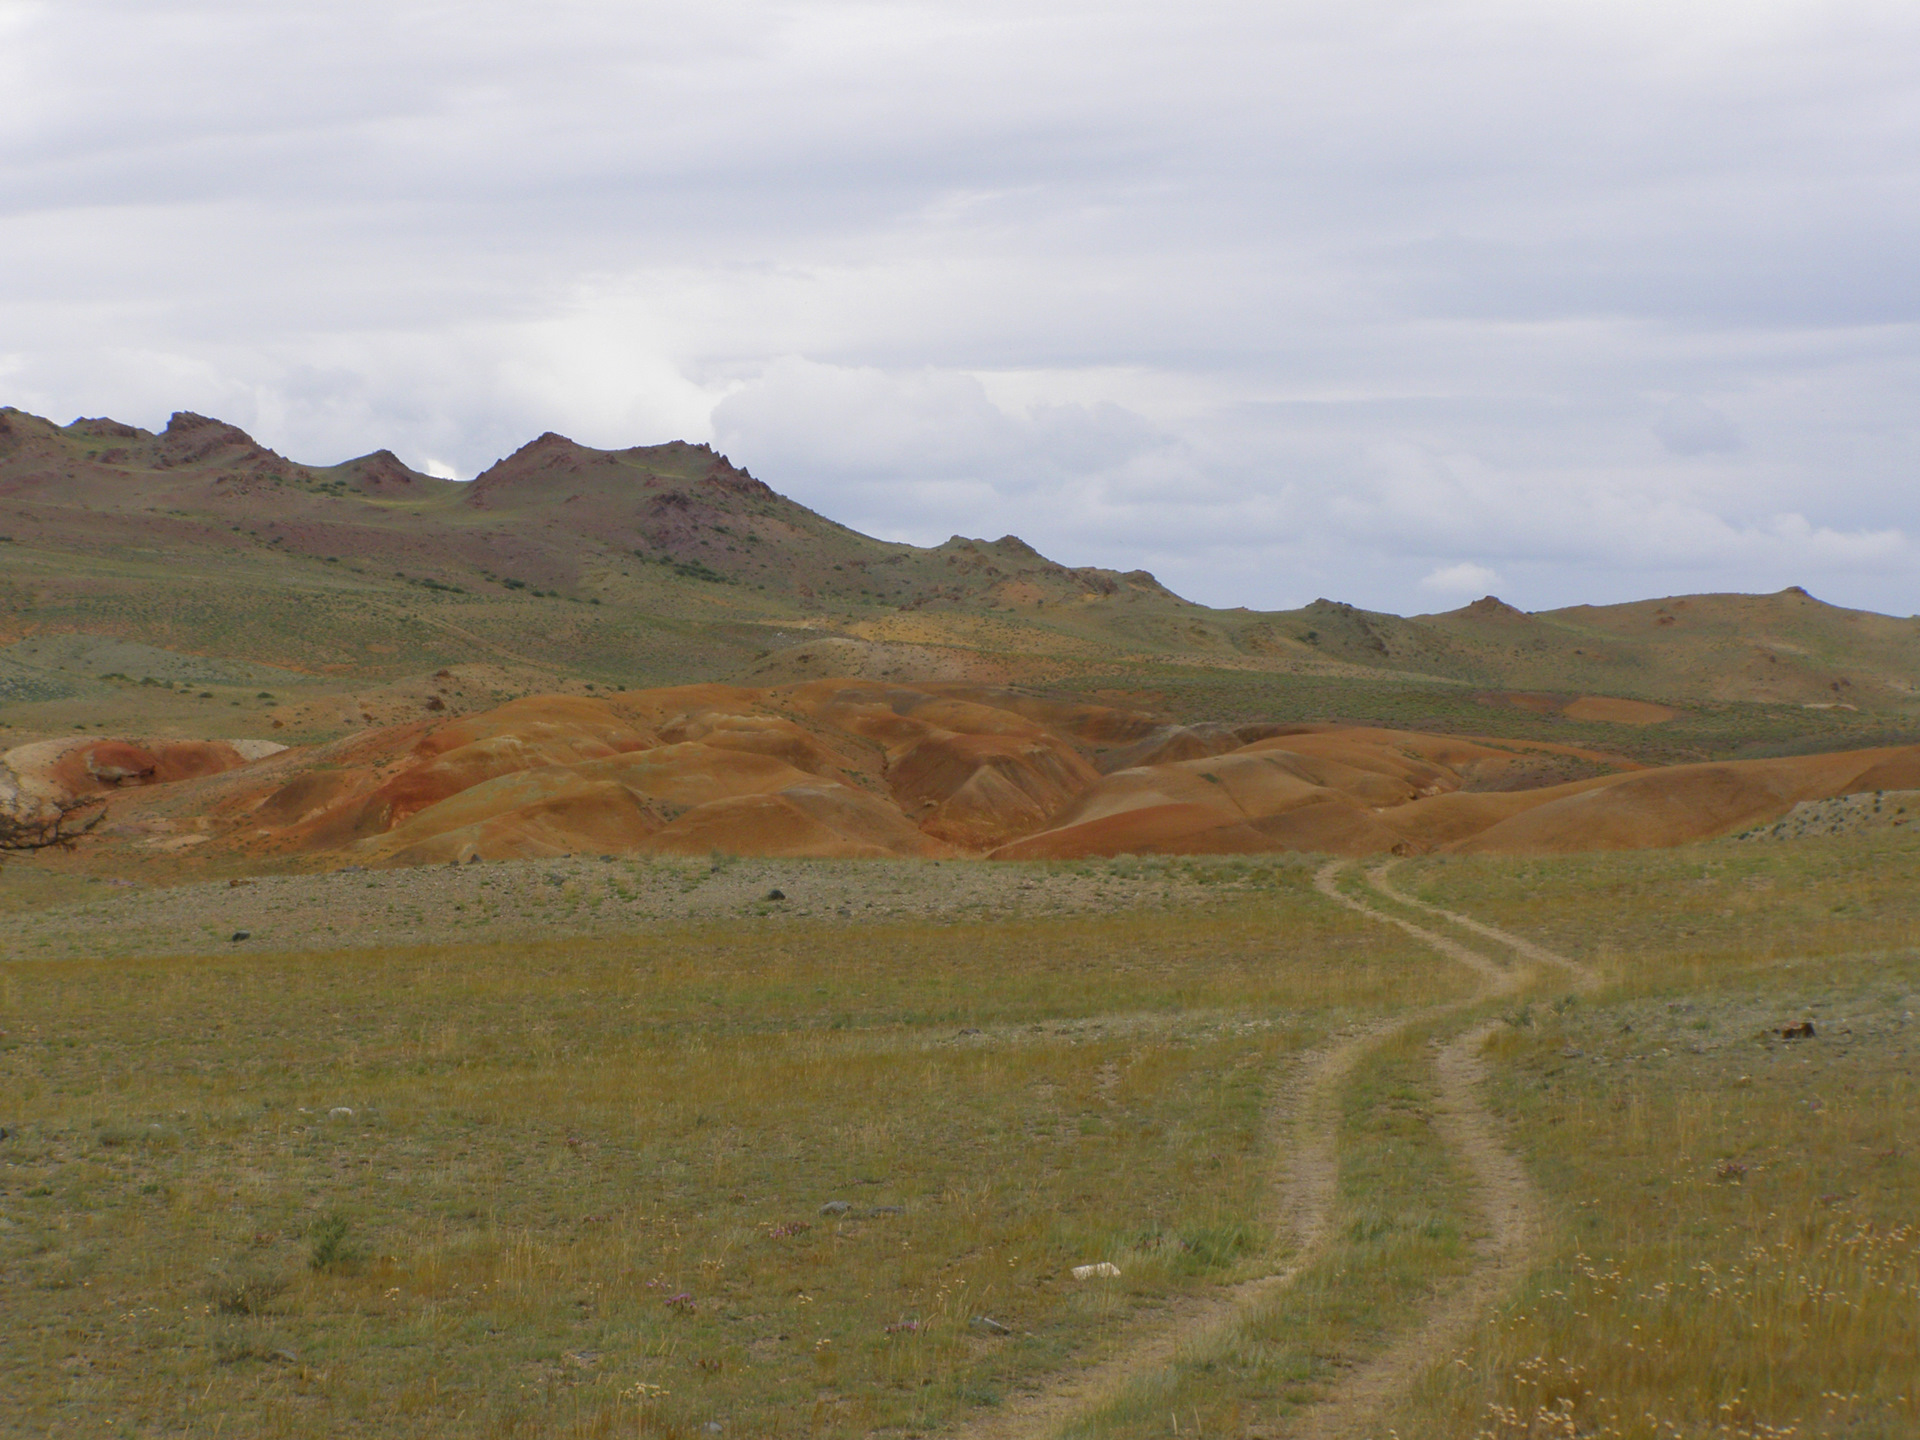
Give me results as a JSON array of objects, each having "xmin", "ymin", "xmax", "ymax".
[
  {"xmin": 2, "ymin": 1, "xmax": 1918, "ymax": 615},
  {"xmin": 1652, "ymin": 397, "xmax": 1742, "ymax": 456}
]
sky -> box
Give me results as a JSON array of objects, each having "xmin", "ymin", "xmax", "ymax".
[{"xmin": 3, "ymin": 0, "xmax": 1918, "ymax": 617}]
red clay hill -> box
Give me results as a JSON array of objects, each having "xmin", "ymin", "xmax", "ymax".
[{"xmin": 14, "ymin": 680, "xmax": 1918, "ymax": 869}]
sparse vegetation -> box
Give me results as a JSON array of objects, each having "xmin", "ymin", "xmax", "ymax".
[
  {"xmin": 2, "ymin": 838, "xmax": 1914, "ymax": 1435},
  {"xmin": 1371, "ymin": 837, "xmax": 1920, "ymax": 1439},
  {"xmin": 0, "ymin": 867, "xmax": 1467, "ymax": 1434},
  {"xmin": 307, "ymin": 1212, "xmax": 353, "ymax": 1271},
  {"xmin": 3, "ymin": 406, "xmax": 1917, "ymax": 1435}
]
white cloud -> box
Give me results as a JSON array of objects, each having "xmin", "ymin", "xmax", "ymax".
[{"xmin": 1420, "ymin": 562, "xmax": 1504, "ymax": 596}]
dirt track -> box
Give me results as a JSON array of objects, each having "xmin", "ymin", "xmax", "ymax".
[
  {"xmin": 953, "ymin": 861, "xmax": 1589, "ymax": 1439},
  {"xmin": 1290, "ymin": 864, "xmax": 1591, "ymax": 1440},
  {"xmin": 952, "ymin": 1017, "xmax": 1392, "ymax": 1440}
]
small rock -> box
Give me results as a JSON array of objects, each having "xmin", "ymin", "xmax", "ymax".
[
  {"xmin": 0, "ymin": 1125, "xmax": 12, "ymax": 1141},
  {"xmin": 328, "ymin": 1106, "xmax": 354, "ymax": 1120},
  {"xmin": 704, "ymin": 1425, "xmax": 724, "ymax": 1435},
  {"xmin": 972, "ymin": 1315, "xmax": 1012, "ymax": 1335},
  {"xmin": 766, "ymin": 888, "xmax": 785, "ymax": 901},
  {"xmin": 268, "ymin": 1348, "xmax": 299, "ymax": 1365},
  {"xmin": 1072, "ymin": 1262, "xmax": 1122, "ymax": 1280},
  {"xmin": 230, "ymin": 931, "xmax": 251, "ymax": 942},
  {"xmin": 819, "ymin": 1200, "xmax": 852, "ymax": 1217}
]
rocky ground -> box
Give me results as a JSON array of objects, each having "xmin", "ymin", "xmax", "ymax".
[
  {"xmin": 1733, "ymin": 786, "xmax": 1920, "ymax": 841},
  {"xmin": 1, "ymin": 852, "xmax": 1290, "ymax": 963}
]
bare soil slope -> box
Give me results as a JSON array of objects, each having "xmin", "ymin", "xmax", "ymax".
[{"xmin": 17, "ymin": 679, "xmax": 1918, "ymax": 872}]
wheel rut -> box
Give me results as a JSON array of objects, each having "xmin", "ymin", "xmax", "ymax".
[
  {"xmin": 960, "ymin": 867, "xmax": 1574, "ymax": 1440},
  {"xmin": 950, "ymin": 861, "xmax": 1577, "ymax": 1439},
  {"xmin": 1363, "ymin": 862, "xmax": 1596, "ymax": 994},
  {"xmin": 1286, "ymin": 861, "xmax": 1577, "ymax": 1440},
  {"xmin": 952, "ymin": 1015, "xmax": 1395, "ymax": 1440}
]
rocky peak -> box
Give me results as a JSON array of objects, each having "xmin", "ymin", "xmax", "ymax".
[
  {"xmin": 156, "ymin": 412, "xmax": 273, "ymax": 470},
  {"xmin": 66, "ymin": 417, "xmax": 149, "ymax": 440},
  {"xmin": 340, "ymin": 450, "xmax": 433, "ymax": 494},
  {"xmin": 1460, "ymin": 595, "xmax": 1530, "ymax": 621}
]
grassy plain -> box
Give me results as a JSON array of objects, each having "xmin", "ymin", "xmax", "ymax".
[
  {"xmin": 1, "ymin": 862, "xmax": 1468, "ymax": 1437},
  {"xmin": 3, "ymin": 836, "xmax": 1917, "ymax": 1438},
  {"xmin": 961, "ymin": 837, "xmax": 1920, "ymax": 1440},
  {"xmin": 1383, "ymin": 834, "xmax": 1920, "ymax": 1439}
]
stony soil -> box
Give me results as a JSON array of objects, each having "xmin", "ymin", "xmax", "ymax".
[
  {"xmin": 1733, "ymin": 786, "xmax": 1920, "ymax": 841},
  {"xmin": 0, "ymin": 853, "xmax": 1288, "ymax": 963}
]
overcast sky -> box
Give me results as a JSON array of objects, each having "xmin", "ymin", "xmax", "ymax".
[{"xmin": 4, "ymin": 1, "xmax": 1918, "ymax": 616}]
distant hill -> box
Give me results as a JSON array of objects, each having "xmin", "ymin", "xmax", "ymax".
[
  {"xmin": 1284, "ymin": 587, "xmax": 1920, "ymax": 711},
  {"xmin": 2, "ymin": 405, "xmax": 1916, "ymax": 757}
]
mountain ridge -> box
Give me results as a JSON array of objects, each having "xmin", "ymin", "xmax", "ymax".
[{"xmin": 2, "ymin": 405, "xmax": 1916, "ymax": 740}]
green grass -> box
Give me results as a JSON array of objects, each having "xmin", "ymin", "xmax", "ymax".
[
  {"xmin": 1065, "ymin": 1030, "xmax": 1476, "ymax": 1436},
  {"xmin": 1052, "ymin": 667, "xmax": 1918, "ymax": 766},
  {"xmin": 1378, "ymin": 834, "xmax": 1920, "ymax": 1439},
  {"xmin": 4, "ymin": 839, "xmax": 1917, "ymax": 1436},
  {"xmin": 0, "ymin": 874, "xmax": 1465, "ymax": 1437}
]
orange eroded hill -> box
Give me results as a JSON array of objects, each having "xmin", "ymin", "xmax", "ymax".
[{"xmin": 15, "ymin": 679, "xmax": 1919, "ymax": 870}]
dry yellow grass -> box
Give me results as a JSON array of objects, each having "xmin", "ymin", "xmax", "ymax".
[
  {"xmin": 1052, "ymin": 1025, "xmax": 1479, "ymax": 1437},
  {"xmin": 0, "ymin": 875, "xmax": 1467, "ymax": 1437},
  {"xmin": 6, "ymin": 837, "xmax": 1916, "ymax": 1437},
  {"xmin": 1378, "ymin": 833, "xmax": 1920, "ymax": 1439}
]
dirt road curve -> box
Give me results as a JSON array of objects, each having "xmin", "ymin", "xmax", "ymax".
[
  {"xmin": 1289, "ymin": 862, "xmax": 1582, "ymax": 1440},
  {"xmin": 1365, "ymin": 862, "xmax": 1596, "ymax": 993},
  {"xmin": 955, "ymin": 862, "xmax": 1584, "ymax": 1439}
]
